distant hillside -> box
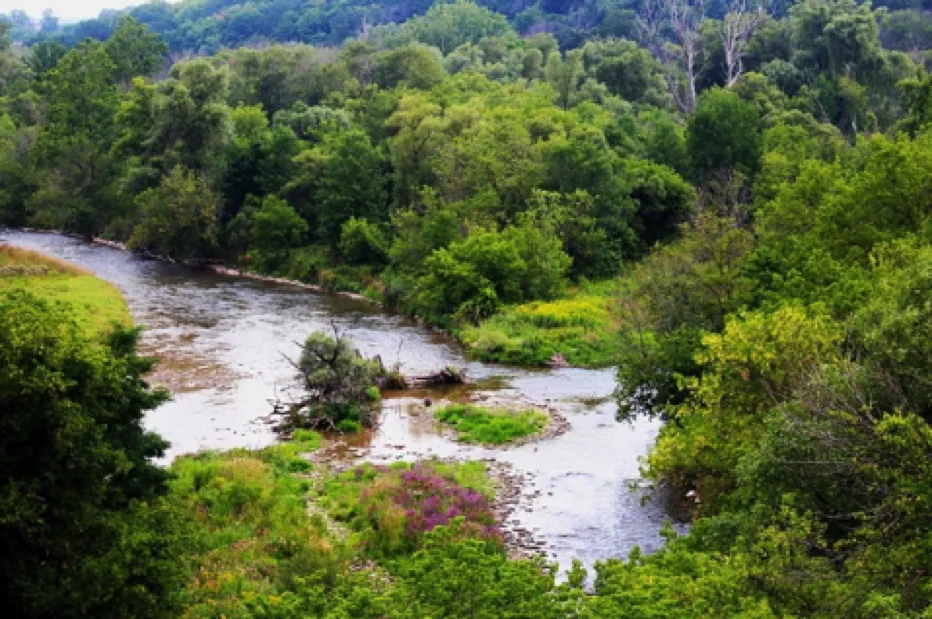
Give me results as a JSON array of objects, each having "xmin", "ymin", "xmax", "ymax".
[{"xmin": 17, "ymin": 0, "xmax": 638, "ymax": 52}]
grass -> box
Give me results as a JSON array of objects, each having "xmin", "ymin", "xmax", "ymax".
[
  {"xmin": 434, "ymin": 403, "xmax": 549, "ymax": 445},
  {"xmin": 0, "ymin": 244, "xmax": 130, "ymax": 339},
  {"xmin": 459, "ymin": 280, "xmax": 625, "ymax": 368},
  {"xmin": 168, "ymin": 433, "xmax": 352, "ymax": 617},
  {"xmin": 168, "ymin": 436, "xmax": 511, "ymax": 615}
]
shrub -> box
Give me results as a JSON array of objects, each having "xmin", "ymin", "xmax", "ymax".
[
  {"xmin": 434, "ymin": 404, "xmax": 549, "ymax": 445},
  {"xmin": 415, "ymin": 222, "xmax": 571, "ymax": 323},
  {"xmin": 287, "ymin": 330, "xmax": 385, "ymax": 432},
  {"xmin": 338, "ymin": 419, "xmax": 363, "ymax": 433},
  {"xmin": 340, "ymin": 217, "xmax": 390, "ymax": 265},
  {"xmin": 460, "ymin": 284, "xmax": 622, "ymax": 367},
  {"xmin": 358, "ymin": 463, "xmax": 501, "ymax": 556}
]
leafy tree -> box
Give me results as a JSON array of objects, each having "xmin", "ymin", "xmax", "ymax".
[
  {"xmin": 31, "ymin": 40, "xmax": 120, "ymax": 235},
  {"xmin": 340, "ymin": 217, "xmax": 390, "ymax": 266},
  {"xmin": 286, "ymin": 129, "xmax": 387, "ymax": 243},
  {"xmin": 130, "ymin": 166, "xmax": 220, "ymax": 260},
  {"xmin": 416, "ymin": 221, "xmax": 570, "ymax": 322},
  {"xmin": 395, "ymin": 0, "xmax": 513, "ymax": 55},
  {"xmin": 616, "ymin": 216, "xmax": 755, "ymax": 417},
  {"xmin": 687, "ymin": 87, "xmax": 762, "ymax": 183},
  {"xmin": 249, "ymin": 196, "xmax": 308, "ymax": 270},
  {"xmin": 0, "ymin": 291, "xmax": 188, "ymax": 618},
  {"xmin": 26, "ymin": 40, "xmax": 67, "ymax": 77},
  {"xmin": 146, "ymin": 59, "xmax": 232, "ymax": 178},
  {"xmin": 291, "ymin": 330, "xmax": 385, "ymax": 431},
  {"xmin": 389, "ymin": 191, "xmax": 464, "ymax": 273},
  {"xmin": 546, "ymin": 50, "xmax": 585, "ymax": 110},
  {"xmin": 376, "ymin": 44, "xmax": 446, "ymax": 90},
  {"xmin": 898, "ymin": 70, "xmax": 932, "ymax": 136},
  {"xmin": 105, "ymin": 16, "xmax": 167, "ymax": 84}
]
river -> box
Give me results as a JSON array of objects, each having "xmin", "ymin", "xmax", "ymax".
[{"xmin": 2, "ymin": 229, "xmax": 687, "ymax": 572}]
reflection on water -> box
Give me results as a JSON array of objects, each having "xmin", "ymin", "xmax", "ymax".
[{"xmin": 2, "ymin": 229, "xmax": 687, "ymax": 571}]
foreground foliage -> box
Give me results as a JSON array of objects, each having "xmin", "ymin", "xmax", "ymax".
[
  {"xmin": 4, "ymin": 0, "xmax": 932, "ymax": 616},
  {"xmin": 0, "ymin": 286, "xmax": 186, "ymax": 618}
]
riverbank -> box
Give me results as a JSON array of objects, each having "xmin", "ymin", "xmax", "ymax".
[
  {"xmin": 0, "ymin": 243, "xmax": 130, "ymax": 339},
  {"xmin": 9, "ymin": 227, "xmax": 623, "ymax": 369},
  {"xmin": 2, "ymin": 229, "xmax": 679, "ymax": 576}
]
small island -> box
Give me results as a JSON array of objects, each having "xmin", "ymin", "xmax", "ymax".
[{"xmin": 433, "ymin": 403, "xmax": 550, "ymax": 446}]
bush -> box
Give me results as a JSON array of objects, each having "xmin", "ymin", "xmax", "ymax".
[
  {"xmin": 461, "ymin": 283, "xmax": 623, "ymax": 367},
  {"xmin": 287, "ymin": 331, "xmax": 385, "ymax": 432},
  {"xmin": 0, "ymin": 290, "xmax": 186, "ymax": 617},
  {"xmin": 340, "ymin": 217, "xmax": 389, "ymax": 266},
  {"xmin": 358, "ymin": 463, "xmax": 501, "ymax": 556},
  {"xmin": 249, "ymin": 196, "xmax": 308, "ymax": 271},
  {"xmin": 415, "ymin": 222, "xmax": 571, "ymax": 323},
  {"xmin": 434, "ymin": 404, "xmax": 549, "ymax": 445},
  {"xmin": 170, "ymin": 448, "xmax": 345, "ymax": 616}
]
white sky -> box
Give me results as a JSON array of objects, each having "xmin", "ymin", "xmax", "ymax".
[{"xmin": 0, "ymin": 1, "xmax": 153, "ymax": 22}]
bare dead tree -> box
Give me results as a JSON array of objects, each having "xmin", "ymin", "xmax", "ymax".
[
  {"xmin": 721, "ymin": 0, "xmax": 770, "ymax": 87},
  {"xmin": 635, "ymin": 0, "xmax": 667, "ymax": 60},
  {"xmin": 667, "ymin": 0, "xmax": 705, "ymax": 114}
]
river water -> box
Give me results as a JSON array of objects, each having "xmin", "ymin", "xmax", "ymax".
[{"xmin": 2, "ymin": 229, "xmax": 686, "ymax": 572}]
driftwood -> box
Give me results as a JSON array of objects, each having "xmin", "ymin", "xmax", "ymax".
[
  {"xmin": 405, "ymin": 366, "xmax": 467, "ymax": 389},
  {"xmin": 378, "ymin": 365, "xmax": 468, "ymax": 390}
]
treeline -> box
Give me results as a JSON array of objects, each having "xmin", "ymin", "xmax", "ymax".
[
  {"xmin": 1, "ymin": 0, "xmax": 930, "ymax": 328},
  {"xmin": 8, "ymin": 0, "xmax": 932, "ymax": 58}
]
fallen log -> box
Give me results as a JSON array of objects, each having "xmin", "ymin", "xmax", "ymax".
[
  {"xmin": 406, "ymin": 365, "xmax": 467, "ymax": 388},
  {"xmin": 379, "ymin": 365, "xmax": 467, "ymax": 390}
]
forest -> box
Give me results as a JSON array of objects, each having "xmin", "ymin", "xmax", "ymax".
[{"xmin": 2, "ymin": 0, "xmax": 932, "ymax": 616}]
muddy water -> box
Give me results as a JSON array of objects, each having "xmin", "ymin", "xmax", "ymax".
[{"xmin": 2, "ymin": 229, "xmax": 687, "ymax": 571}]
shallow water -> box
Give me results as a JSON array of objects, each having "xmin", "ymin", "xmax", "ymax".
[{"xmin": 2, "ymin": 229, "xmax": 687, "ymax": 570}]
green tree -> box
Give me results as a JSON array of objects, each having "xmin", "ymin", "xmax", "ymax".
[
  {"xmin": 616, "ymin": 216, "xmax": 755, "ymax": 417},
  {"xmin": 416, "ymin": 221, "xmax": 570, "ymax": 322},
  {"xmin": 148, "ymin": 59, "xmax": 232, "ymax": 177},
  {"xmin": 340, "ymin": 217, "xmax": 389, "ymax": 266},
  {"xmin": 395, "ymin": 0, "xmax": 513, "ymax": 55},
  {"xmin": 0, "ymin": 291, "xmax": 187, "ymax": 618},
  {"xmin": 292, "ymin": 330, "xmax": 385, "ymax": 431},
  {"xmin": 130, "ymin": 166, "xmax": 220, "ymax": 260},
  {"xmin": 248, "ymin": 195, "xmax": 308, "ymax": 270},
  {"xmin": 105, "ymin": 16, "xmax": 167, "ymax": 84},
  {"xmin": 285, "ymin": 129, "xmax": 387, "ymax": 243},
  {"xmin": 376, "ymin": 44, "xmax": 446, "ymax": 90},
  {"xmin": 31, "ymin": 40, "xmax": 120, "ymax": 235},
  {"xmin": 898, "ymin": 70, "xmax": 932, "ymax": 136},
  {"xmin": 546, "ymin": 49, "xmax": 585, "ymax": 110},
  {"xmin": 687, "ymin": 87, "xmax": 762, "ymax": 183}
]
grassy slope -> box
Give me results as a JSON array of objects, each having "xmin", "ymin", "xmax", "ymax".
[{"xmin": 0, "ymin": 244, "xmax": 130, "ymax": 338}]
